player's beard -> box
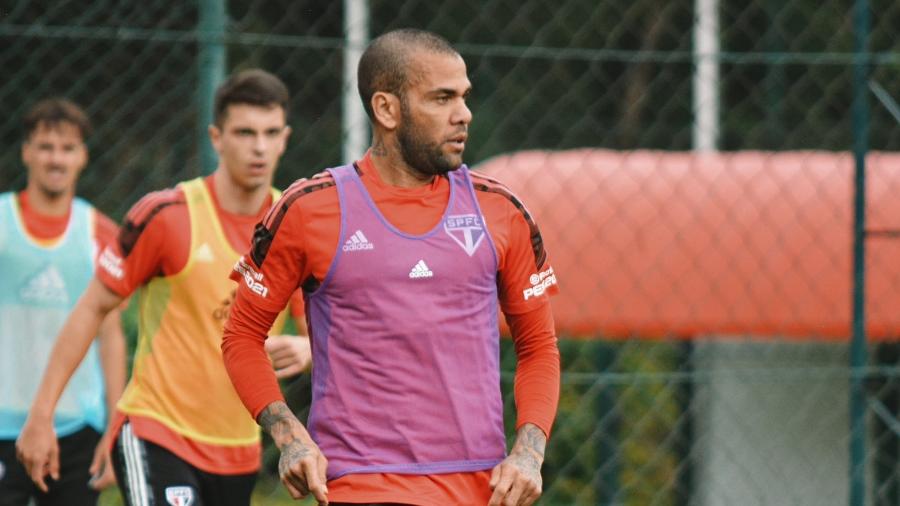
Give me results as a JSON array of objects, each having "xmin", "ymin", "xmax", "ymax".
[
  {"xmin": 38, "ymin": 185, "xmax": 67, "ymax": 199},
  {"xmin": 397, "ymin": 100, "xmax": 461, "ymax": 177},
  {"xmin": 36, "ymin": 171, "xmax": 71, "ymax": 200}
]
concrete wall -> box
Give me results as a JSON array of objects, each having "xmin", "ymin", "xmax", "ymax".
[{"xmin": 692, "ymin": 341, "xmax": 851, "ymax": 506}]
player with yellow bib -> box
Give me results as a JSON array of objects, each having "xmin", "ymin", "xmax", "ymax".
[{"xmin": 17, "ymin": 69, "xmax": 310, "ymax": 506}]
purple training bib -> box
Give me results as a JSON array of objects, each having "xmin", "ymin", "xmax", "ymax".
[{"xmin": 306, "ymin": 164, "xmax": 506, "ymax": 479}]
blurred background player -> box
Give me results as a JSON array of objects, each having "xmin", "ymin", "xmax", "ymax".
[
  {"xmin": 223, "ymin": 29, "xmax": 561, "ymax": 506},
  {"xmin": 3, "ymin": 98, "xmax": 126, "ymax": 505},
  {"xmin": 16, "ymin": 69, "xmax": 311, "ymax": 506}
]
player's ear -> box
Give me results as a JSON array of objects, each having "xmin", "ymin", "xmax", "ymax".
[
  {"xmin": 276, "ymin": 125, "xmax": 291, "ymax": 157},
  {"xmin": 76, "ymin": 141, "xmax": 88, "ymax": 173},
  {"xmin": 208, "ymin": 124, "xmax": 222, "ymax": 153},
  {"xmin": 21, "ymin": 139, "xmax": 31, "ymax": 166},
  {"xmin": 371, "ymin": 92, "xmax": 400, "ymax": 130}
]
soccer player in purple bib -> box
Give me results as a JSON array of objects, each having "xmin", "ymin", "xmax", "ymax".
[{"xmin": 224, "ymin": 29, "xmax": 561, "ymax": 506}]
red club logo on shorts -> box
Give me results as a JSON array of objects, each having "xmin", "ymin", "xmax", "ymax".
[{"xmin": 165, "ymin": 486, "xmax": 195, "ymax": 506}]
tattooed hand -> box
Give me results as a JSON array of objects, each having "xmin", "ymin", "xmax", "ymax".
[
  {"xmin": 488, "ymin": 423, "xmax": 547, "ymax": 506},
  {"xmin": 259, "ymin": 401, "xmax": 329, "ymax": 505}
]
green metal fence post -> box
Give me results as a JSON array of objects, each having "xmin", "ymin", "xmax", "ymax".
[
  {"xmin": 595, "ymin": 342, "xmax": 619, "ymax": 504},
  {"xmin": 198, "ymin": 0, "xmax": 226, "ymax": 174},
  {"xmin": 849, "ymin": 0, "xmax": 870, "ymax": 504},
  {"xmin": 763, "ymin": 0, "xmax": 786, "ymax": 148}
]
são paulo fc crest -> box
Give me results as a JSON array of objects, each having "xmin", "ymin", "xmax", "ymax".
[
  {"xmin": 444, "ymin": 214, "xmax": 486, "ymax": 256},
  {"xmin": 165, "ymin": 486, "xmax": 195, "ymax": 506}
]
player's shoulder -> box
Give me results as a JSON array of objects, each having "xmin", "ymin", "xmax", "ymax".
[
  {"xmin": 118, "ymin": 187, "xmax": 186, "ymax": 255},
  {"xmin": 263, "ymin": 171, "xmax": 336, "ymax": 227},
  {"xmin": 124, "ymin": 187, "xmax": 185, "ymax": 224},
  {"xmin": 280, "ymin": 171, "xmax": 337, "ymax": 202},
  {"xmin": 91, "ymin": 209, "xmax": 119, "ymax": 235},
  {"xmin": 90, "ymin": 209, "xmax": 119, "ymax": 252},
  {"xmin": 470, "ymin": 168, "xmax": 548, "ymax": 268},
  {"xmin": 469, "ymin": 169, "xmax": 534, "ymax": 220},
  {"xmin": 248, "ymin": 171, "xmax": 336, "ymax": 267},
  {"xmin": 470, "ymin": 170, "xmax": 523, "ymax": 201}
]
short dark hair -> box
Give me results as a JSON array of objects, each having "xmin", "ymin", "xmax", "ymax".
[
  {"xmin": 213, "ymin": 69, "xmax": 290, "ymax": 126},
  {"xmin": 23, "ymin": 98, "xmax": 92, "ymax": 141},
  {"xmin": 357, "ymin": 29, "xmax": 459, "ymax": 120}
]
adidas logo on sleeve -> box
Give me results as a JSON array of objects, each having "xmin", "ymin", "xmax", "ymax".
[
  {"xmin": 409, "ymin": 260, "xmax": 434, "ymax": 279},
  {"xmin": 342, "ymin": 230, "xmax": 375, "ymax": 252}
]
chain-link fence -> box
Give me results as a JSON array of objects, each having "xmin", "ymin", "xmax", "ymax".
[{"xmin": 4, "ymin": 1, "xmax": 900, "ymax": 505}]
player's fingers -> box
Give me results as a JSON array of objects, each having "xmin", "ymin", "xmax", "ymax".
[
  {"xmin": 93, "ymin": 470, "xmax": 116, "ymax": 490},
  {"xmin": 488, "ymin": 486, "xmax": 505, "ymax": 505},
  {"xmin": 267, "ymin": 342, "xmax": 311, "ymax": 373},
  {"xmin": 266, "ymin": 343, "xmax": 293, "ymax": 359},
  {"xmin": 89, "ymin": 449, "xmax": 115, "ymax": 490},
  {"xmin": 48, "ymin": 443, "xmax": 60, "ymax": 481},
  {"xmin": 281, "ymin": 475, "xmax": 305, "ymax": 500},
  {"xmin": 516, "ymin": 471, "xmax": 542, "ymax": 506},
  {"xmin": 519, "ymin": 486, "xmax": 542, "ymax": 506},
  {"xmin": 89, "ymin": 462, "xmax": 116, "ymax": 490},
  {"xmin": 88, "ymin": 442, "xmax": 104, "ymax": 475},
  {"xmin": 28, "ymin": 460, "xmax": 50, "ymax": 493},
  {"xmin": 274, "ymin": 362, "xmax": 305, "ymax": 379},
  {"xmin": 282, "ymin": 340, "xmax": 311, "ymax": 360},
  {"xmin": 502, "ymin": 477, "xmax": 525, "ymax": 506},
  {"xmin": 265, "ymin": 335, "xmax": 291, "ymax": 351},
  {"xmin": 35, "ymin": 475, "xmax": 50, "ymax": 493},
  {"xmin": 488, "ymin": 465, "xmax": 514, "ymax": 506},
  {"xmin": 303, "ymin": 458, "xmax": 329, "ymax": 505},
  {"xmin": 293, "ymin": 465, "xmax": 313, "ymax": 494},
  {"xmin": 318, "ymin": 453, "xmax": 330, "ymax": 504},
  {"xmin": 282, "ymin": 460, "xmax": 311, "ymax": 499},
  {"xmin": 489, "ymin": 463, "xmax": 501, "ymax": 489},
  {"xmin": 269, "ymin": 354, "xmax": 292, "ymax": 368},
  {"xmin": 269, "ymin": 354, "xmax": 296, "ymax": 368}
]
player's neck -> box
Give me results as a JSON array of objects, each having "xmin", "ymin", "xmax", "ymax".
[
  {"xmin": 211, "ymin": 169, "xmax": 270, "ymax": 216},
  {"xmin": 23, "ymin": 184, "xmax": 73, "ymax": 217},
  {"xmin": 369, "ymin": 135, "xmax": 436, "ymax": 188}
]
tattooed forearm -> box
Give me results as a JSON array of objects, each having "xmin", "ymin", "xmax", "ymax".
[
  {"xmin": 260, "ymin": 401, "xmax": 326, "ymax": 500},
  {"xmin": 258, "ymin": 401, "xmax": 293, "ymax": 432},
  {"xmin": 516, "ymin": 424, "xmax": 547, "ymax": 457},
  {"xmin": 509, "ymin": 424, "xmax": 547, "ymax": 473},
  {"xmin": 258, "ymin": 401, "xmax": 302, "ymax": 448}
]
